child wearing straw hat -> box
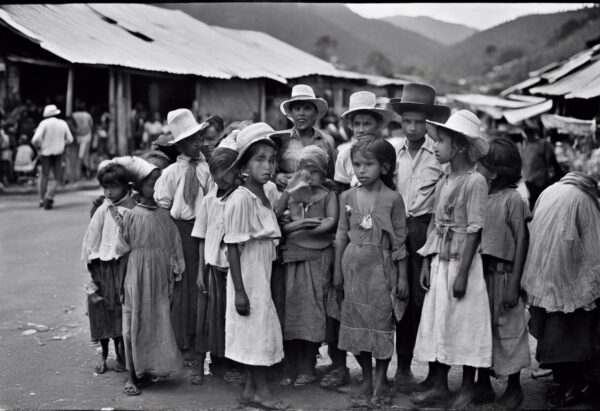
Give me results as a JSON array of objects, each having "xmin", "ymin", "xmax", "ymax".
[
  {"xmin": 388, "ymin": 83, "xmax": 450, "ymax": 393},
  {"xmin": 222, "ymin": 122, "xmax": 289, "ymax": 410},
  {"xmin": 153, "ymin": 108, "xmax": 213, "ymax": 376},
  {"xmin": 275, "ymin": 84, "xmax": 337, "ymax": 190},
  {"xmin": 333, "ymin": 91, "xmax": 392, "ymax": 192},
  {"xmin": 411, "ymin": 110, "xmax": 492, "ymax": 409}
]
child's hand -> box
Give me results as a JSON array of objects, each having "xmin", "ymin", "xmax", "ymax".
[
  {"xmin": 503, "ymin": 283, "xmax": 520, "ymax": 309},
  {"xmin": 275, "ymin": 173, "xmax": 290, "ymax": 188},
  {"xmin": 196, "ymin": 270, "xmax": 207, "ymax": 294},
  {"xmin": 396, "ymin": 276, "xmax": 409, "ymax": 300},
  {"xmin": 301, "ymin": 218, "xmax": 322, "ymax": 229},
  {"xmin": 453, "ymin": 275, "xmax": 468, "ymax": 299},
  {"xmin": 419, "ymin": 263, "xmax": 431, "ymax": 291},
  {"xmin": 235, "ymin": 290, "xmax": 250, "ymax": 316}
]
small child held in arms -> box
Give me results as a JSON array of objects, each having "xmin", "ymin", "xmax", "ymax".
[
  {"xmin": 274, "ymin": 145, "xmax": 339, "ymax": 387},
  {"xmin": 223, "ymin": 123, "xmax": 289, "ymax": 410},
  {"xmin": 475, "ymin": 137, "xmax": 532, "ymax": 409},
  {"xmin": 412, "ymin": 110, "xmax": 492, "ymax": 409},
  {"xmin": 334, "ymin": 138, "xmax": 409, "ymax": 407},
  {"xmin": 118, "ymin": 157, "xmax": 185, "ymax": 396},
  {"xmin": 82, "ymin": 162, "xmax": 136, "ymax": 374}
]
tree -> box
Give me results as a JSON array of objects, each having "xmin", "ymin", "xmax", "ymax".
[
  {"xmin": 365, "ymin": 51, "xmax": 394, "ymax": 77},
  {"xmin": 315, "ymin": 35, "xmax": 338, "ymax": 63}
]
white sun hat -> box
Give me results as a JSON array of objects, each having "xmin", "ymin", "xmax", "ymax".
[
  {"xmin": 166, "ymin": 108, "xmax": 209, "ymax": 145},
  {"xmin": 280, "ymin": 84, "xmax": 328, "ymax": 120},
  {"xmin": 426, "ymin": 109, "xmax": 490, "ymax": 160},
  {"xmin": 341, "ymin": 91, "xmax": 392, "ymax": 129},
  {"xmin": 42, "ymin": 104, "xmax": 61, "ymax": 118}
]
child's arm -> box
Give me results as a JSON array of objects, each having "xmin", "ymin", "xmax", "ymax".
[
  {"xmin": 419, "ymin": 215, "xmax": 435, "ymax": 291},
  {"xmin": 391, "ymin": 194, "xmax": 409, "ymax": 299},
  {"xmin": 308, "ymin": 192, "xmax": 339, "ymax": 235},
  {"xmin": 505, "ymin": 198, "xmax": 530, "ymax": 308},
  {"xmin": 283, "ymin": 218, "xmax": 322, "ymax": 233},
  {"xmin": 453, "ymin": 231, "xmax": 481, "ymax": 299},
  {"xmin": 333, "ymin": 193, "xmax": 349, "ymax": 292},
  {"xmin": 273, "ymin": 190, "xmax": 291, "ymax": 219},
  {"xmin": 226, "ymin": 244, "xmax": 250, "ymax": 316},
  {"xmin": 196, "ymin": 239, "xmax": 207, "ymax": 293}
]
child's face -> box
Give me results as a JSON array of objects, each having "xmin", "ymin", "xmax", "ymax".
[
  {"xmin": 290, "ymin": 102, "xmax": 317, "ymax": 131},
  {"xmin": 433, "ymin": 130, "xmax": 456, "ymax": 164},
  {"xmin": 350, "ymin": 113, "xmax": 380, "ymax": 139},
  {"xmin": 139, "ymin": 170, "xmax": 160, "ymax": 200},
  {"xmin": 177, "ymin": 132, "xmax": 202, "ymax": 159},
  {"xmin": 244, "ymin": 144, "xmax": 276, "ymax": 185},
  {"xmin": 201, "ymin": 126, "xmax": 220, "ymax": 159},
  {"xmin": 401, "ymin": 111, "xmax": 427, "ymax": 142},
  {"xmin": 213, "ymin": 166, "xmax": 239, "ymax": 191},
  {"xmin": 300, "ymin": 165, "xmax": 325, "ymax": 186},
  {"xmin": 103, "ymin": 184, "xmax": 128, "ymax": 203},
  {"xmin": 352, "ymin": 151, "xmax": 384, "ymax": 187}
]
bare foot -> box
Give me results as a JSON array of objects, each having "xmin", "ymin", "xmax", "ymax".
[
  {"xmin": 351, "ymin": 378, "xmax": 373, "ymax": 397},
  {"xmin": 253, "ymin": 393, "xmax": 289, "ymax": 410},
  {"xmin": 450, "ymin": 386, "xmax": 477, "ymax": 410},
  {"xmin": 411, "ymin": 387, "xmax": 452, "ymax": 407},
  {"xmin": 95, "ymin": 361, "xmax": 107, "ymax": 374},
  {"xmin": 112, "ymin": 359, "xmax": 126, "ymax": 373},
  {"xmin": 498, "ymin": 385, "xmax": 524, "ymax": 410},
  {"xmin": 122, "ymin": 380, "xmax": 141, "ymax": 396}
]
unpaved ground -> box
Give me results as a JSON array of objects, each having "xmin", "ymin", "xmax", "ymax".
[{"xmin": 0, "ymin": 190, "xmax": 594, "ymax": 410}]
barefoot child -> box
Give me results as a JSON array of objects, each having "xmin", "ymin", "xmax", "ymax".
[
  {"xmin": 119, "ymin": 158, "xmax": 185, "ymax": 396},
  {"xmin": 223, "ymin": 123, "xmax": 289, "ymax": 410},
  {"xmin": 154, "ymin": 109, "xmax": 213, "ymax": 377},
  {"xmin": 412, "ymin": 110, "xmax": 492, "ymax": 409},
  {"xmin": 191, "ymin": 134, "xmax": 243, "ymax": 385},
  {"xmin": 274, "ymin": 145, "xmax": 339, "ymax": 387},
  {"xmin": 82, "ymin": 162, "xmax": 136, "ymax": 374},
  {"xmin": 475, "ymin": 137, "xmax": 531, "ymax": 409},
  {"xmin": 334, "ymin": 138, "xmax": 409, "ymax": 407}
]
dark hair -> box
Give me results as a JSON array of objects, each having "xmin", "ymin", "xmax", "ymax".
[
  {"xmin": 478, "ymin": 137, "xmax": 522, "ymax": 189},
  {"xmin": 133, "ymin": 168, "xmax": 160, "ymax": 193},
  {"xmin": 350, "ymin": 137, "xmax": 397, "ymax": 190},
  {"xmin": 238, "ymin": 139, "xmax": 277, "ymax": 169},
  {"xmin": 208, "ymin": 147, "xmax": 238, "ymax": 175},
  {"xmin": 349, "ymin": 110, "xmax": 383, "ymax": 124},
  {"xmin": 438, "ymin": 128, "xmax": 475, "ymax": 163},
  {"xmin": 97, "ymin": 163, "xmax": 130, "ymax": 188}
]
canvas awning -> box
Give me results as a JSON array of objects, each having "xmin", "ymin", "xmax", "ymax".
[
  {"xmin": 503, "ymin": 100, "xmax": 552, "ymax": 125},
  {"xmin": 530, "ymin": 58, "xmax": 600, "ymax": 97},
  {"xmin": 541, "ymin": 114, "xmax": 596, "ymax": 136}
]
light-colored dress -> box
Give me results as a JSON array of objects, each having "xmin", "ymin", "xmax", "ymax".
[
  {"xmin": 223, "ymin": 186, "xmax": 284, "ymax": 366},
  {"xmin": 336, "ymin": 185, "xmax": 408, "ymax": 360},
  {"xmin": 414, "ymin": 169, "xmax": 492, "ymax": 368},
  {"xmin": 120, "ymin": 205, "xmax": 185, "ymax": 378}
]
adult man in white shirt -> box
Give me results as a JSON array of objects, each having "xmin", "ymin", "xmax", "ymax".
[
  {"xmin": 31, "ymin": 104, "xmax": 74, "ymax": 209},
  {"xmin": 388, "ymin": 83, "xmax": 450, "ymax": 393}
]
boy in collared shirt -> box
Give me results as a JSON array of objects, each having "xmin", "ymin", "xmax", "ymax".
[
  {"xmin": 154, "ymin": 108, "xmax": 214, "ymax": 378},
  {"xmin": 389, "ymin": 83, "xmax": 450, "ymax": 394}
]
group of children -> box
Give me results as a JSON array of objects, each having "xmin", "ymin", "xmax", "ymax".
[{"xmin": 79, "ymin": 82, "xmax": 597, "ymax": 410}]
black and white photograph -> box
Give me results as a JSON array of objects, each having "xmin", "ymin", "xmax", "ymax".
[{"xmin": 1, "ymin": 2, "xmax": 599, "ymax": 410}]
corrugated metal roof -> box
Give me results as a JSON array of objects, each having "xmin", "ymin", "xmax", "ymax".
[
  {"xmin": 530, "ymin": 57, "xmax": 600, "ymax": 97},
  {"xmin": 0, "ymin": 3, "xmax": 347, "ymax": 83},
  {"xmin": 540, "ymin": 48, "xmax": 594, "ymax": 83},
  {"xmin": 499, "ymin": 77, "xmax": 542, "ymax": 96},
  {"xmin": 565, "ymin": 71, "xmax": 600, "ymax": 99},
  {"xmin": 503, "ymin": 100, "xmax": 552, "ymax": 125},
  {"xmin": 446, "ymin": 94, "xmax": 533, "ymax": 109},
  {"xmin": 333, "ymin": 69, "xmax": 409, "ymax": 86}
]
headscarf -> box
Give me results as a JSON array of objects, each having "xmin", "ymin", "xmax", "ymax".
[
  {"xmin": 297, "ymin": 145, "xmax": 329, "ymax": 176},
  {"xmin": 560, "ymin": 171, "xmax": 600, "ymax": 212}
]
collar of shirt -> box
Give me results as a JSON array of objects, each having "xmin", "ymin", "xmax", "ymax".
[
  {"xmin": 177, "ymin": 153, "xmax": 205, "ymax": 165},
  {"xmin": 397, "ymin": 134, "xmax": 435, "ymax": 155},
  {"xmin": 290, "ymin": 126, "xmax": 323, "ymax": 142}
]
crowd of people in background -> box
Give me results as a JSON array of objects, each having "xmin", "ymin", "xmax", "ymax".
[{"xmin": 75, "ymin": 82, "xmax": 600, "ymax": 410}]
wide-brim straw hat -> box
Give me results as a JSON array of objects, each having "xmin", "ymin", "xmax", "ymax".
[
  {"xmin": 100, "ymin": 156, "xmax": 159, "ymax": 183},
  {"xmin": 280, "ymin": 84, "xmax": 328, "ymax": 120},
  {"xmin": 390, "ymin": 83, "xmax": 450, "ymax": 123},
  {"xmin": 226, "ymin": 122, "xmax": 286, "ymax": 173},
  {"xmin": 426, "ymin": 109, "xmax": 490, "ymax": 160},
  {"xmin": 43, "ymin": 104, "xmax": 61, "ymax": 118},
  {"xmin": 166, "ymin": 108, "xmax": 209, "ymax": 145},
  {"xmin": 341, "ymin": 91, "xmax": 392, "ymax": 130}
]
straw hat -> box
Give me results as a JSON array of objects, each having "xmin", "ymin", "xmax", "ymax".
[
  {"xmin": 280, "ymin": 84, "xmax": 328, "ymax": 120},
  {"xmin": 226, "ymin": 122, "xmax": 285, "ymax": 172},
  {"xmin": 43, "ymin": 104, "xmax": 61, "ymax": 118},
  {"xmin": 426, "ymin": 110, "xmax": 490, "ymax": 160},
  {"xmin": 390, "ymin": 83, "xmax": 450, "ymax": 123},
  {"xmin": 341, "ymin": 91, "xmax": 392, "ymax": 129},
  {"xmin": 166, "ymin": 109, "xmax": 208, "ymax": 145}
]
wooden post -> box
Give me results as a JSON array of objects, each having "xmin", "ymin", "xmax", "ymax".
[
  {"xmin": 66, "ymin": 67, "xmax": 74, "ymax": 116},
  {"xmin": 108, "ymin": 69, "xmax": 117, "ymax": 156},
  {"xmin": 259, "ymin": 79, "xmax": 266, "ymax": 122},
  {"xmin": 194, "ymin": 78, "xmax": 203, "ymax": 119},
  {"xmin": 116, "ymin": 71, "xmax": 129, "ymax": 155}
]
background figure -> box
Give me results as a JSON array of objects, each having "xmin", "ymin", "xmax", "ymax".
[
  {"xmin": 71, "ymin": 101, "xmax": 94, "ymax": 179},
  {"xmin": 31, "ymin": 104, "xmax": 74, "ymax": 209},
  {"xmin": 142, "ymin": 111, "xmax": 164, "ymax": 150}
]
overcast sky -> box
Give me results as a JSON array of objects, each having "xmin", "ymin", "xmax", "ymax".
[{"xmin": 345, "ymin": 3, "xmax": 593, "ymax": 30}]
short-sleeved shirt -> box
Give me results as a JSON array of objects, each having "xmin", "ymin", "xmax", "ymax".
[
  {"xmin": 277, "ymin": 127, "xmax": 337, "ymax": 179},
  {"xmin": 418, "ymin": 169, "xmax": 488, "ymax": 259},
  {"xmin": 192, "ymin": 187, "xmax": 228, "ymax": 268},
  {"xmin": 31, "ymin": 117, "xmax": 74, "ymax": 156},
  {"xmin": 481, "ymin": 188, "xmax": 531, "ymax": 262}
]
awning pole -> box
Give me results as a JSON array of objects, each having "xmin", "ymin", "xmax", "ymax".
[{"xmin": 66, "ymin": 67, "xmax": 74, "ymax": 116}]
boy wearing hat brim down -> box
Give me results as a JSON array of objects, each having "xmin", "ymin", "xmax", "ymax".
[
  {"xmin": 153, "ymin": 108, "xmax": 214, "ymax": 383},
  {"xmin": 274, "ymin": 84, "xmax": 338, "ymax": 191},
  {"xmin": 31, "ymin": 104, "xmax": 74, "ymax": 209},
  {"xmin": 333, "ymin": 91, "xmax": 393, "ymax": 192},
  {"xmin": 388, "ymin": 83, "xmax": 451, "ymax": 394}
]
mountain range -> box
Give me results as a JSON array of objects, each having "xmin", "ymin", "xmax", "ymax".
[{"xmin": 381, "ymin": 15, "xmax": 477, "ymax": 45}]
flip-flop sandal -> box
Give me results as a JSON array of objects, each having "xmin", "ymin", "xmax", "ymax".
[
  {"xmin": 294, "ymin": 374, "xmax": 317, "ymax": 387},
  {"xmin": 252, "ymin": 399, "xmax": 290, "ymax": 410},
  {"xmin": 122, "ymin": 383, "xmax": 141, "ymax": 396},
  {"xmin": 320, "ymin": 368, "xmax": 350, "ymax": 390}
]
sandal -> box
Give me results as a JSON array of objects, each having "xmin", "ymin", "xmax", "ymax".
[
  {"xmin": 349, "ymin": 393, "xmax": 375, "ymax": 409},
  {"xmin": 252, "ymin": 399, "xmax": 290, "ymax": 410},
  {"xmin": 294, "ymin": 374, "xmax": 317, "ymax": 387},
  {"xmin": 122, "ymin": 382, "xmax": 141, "ymax": 396},
  {"xmin": 371, "ymin": 394, "xmax": 393, "ymax": 408},
  {"xmin": 320, "ymin": 367, "xmax": 350, "ymax": 390}
]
